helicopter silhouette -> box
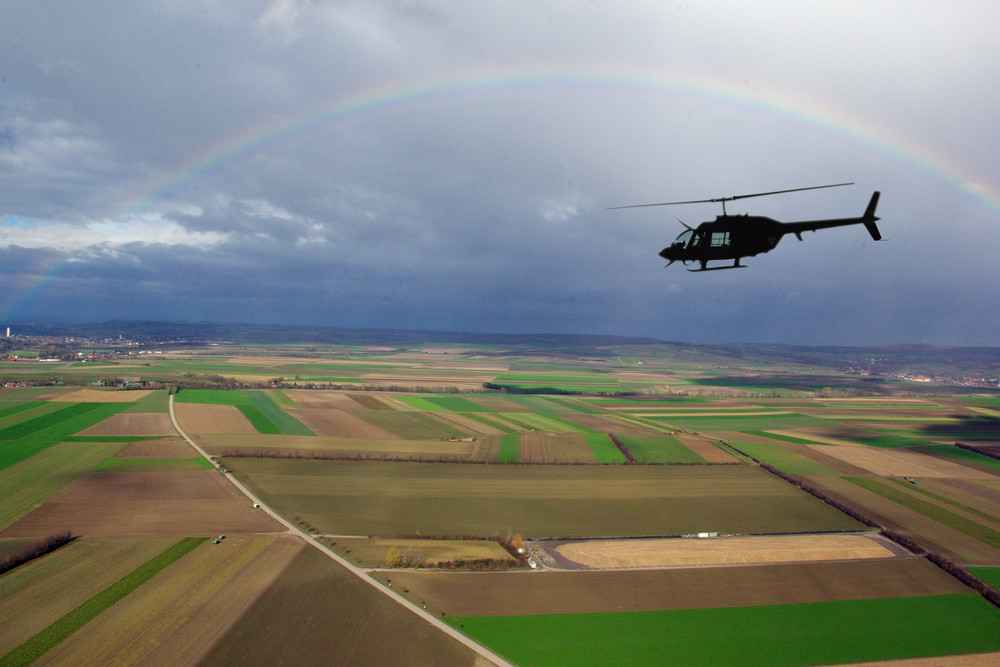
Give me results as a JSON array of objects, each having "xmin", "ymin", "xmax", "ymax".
[{"xmin": 609, "ymin": 183, "xmax": 882, "ymax": 271}]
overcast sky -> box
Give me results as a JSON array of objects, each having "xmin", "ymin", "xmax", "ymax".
[{"xmin": 2, "ymin": 1, "xmax": 998, "ymax": 346}]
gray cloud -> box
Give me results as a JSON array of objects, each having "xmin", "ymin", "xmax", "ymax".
[{"xmin": 1, "ymin": 1, "xmax": 998, "ymax": 345}]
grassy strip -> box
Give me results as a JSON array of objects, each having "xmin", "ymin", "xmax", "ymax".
[
  {"xmin": 236, "ymin": 405, "xmax": 280, "ymax": 434},
  {"xmin": 95, "ymin": 457, "xmax": 214, "ymax": 471},
  {"xmin": 582, "ymin": 433, "xmax": 626, "ymax": 463},
  {"xmin": 615, "ymin": 435, "xmax": 705, "ymax": 463},
  {"xmin": 924, "ymin": 444, "xmax": 1000, "ymax": 470},
  {"xmin": 244, "ymin": 391, "xmax": 314, "ymax": 436},
  {"xmin": 62, "ymin": 435, "xmax": 166, "ymax": 443},
  {"xmin": 846, "ymin": 477, "xmax": 1000, "ymax": 548},
  {"xmin": 449, "ymin": 594, "xmax": 1000, "ymax": 667},
  {"xmin": 728, "ymin": 440, "xmax": 838, "ymax": 474},
  {"xmin": 396, "ymin": 396, "xmax": 444, "ymax": 411},
  {"xmin": 497, "ymin": 433, "xmax": 520, "ymax": 463},
  {"xmin": 425, "ymin": 396, "xmax": 492, "ymax": 413},
  {"xmin": 0, "ymin": 403, "xmax": 108, "ymax": 442},
  {"xmin": 0, "ymin": 537, "xmax": 205, "ymax": 666},
  {"xmin": 464, "ymin": 413, "xmax": 518, "ymax": 433},
  {"xmin": 968, "ymin": 567, "xmax": 1000, "ymax": 590},
  {"xmin": 886, "ymin": 477, "xmax": 999, "ymax": 522},
  {"xmin": 0, "ymin": 402, "xmax": 48, "ymax": 421}
]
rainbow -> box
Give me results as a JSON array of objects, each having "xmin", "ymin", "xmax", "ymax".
[
  {"xmin": 113, "ymin": 63, "xmax": 999, "ymax": 218},
  {"xmin": 4, "ymin": 63, "xmax": 998, "ymax": 320}
]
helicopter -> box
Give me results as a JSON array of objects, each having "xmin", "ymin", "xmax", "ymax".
[{"xmin": 609, "ymin": 183, "xmax": 882, "ymax": 271}]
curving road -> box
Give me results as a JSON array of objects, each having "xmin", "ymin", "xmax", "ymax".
[{"xmin": 169, "ymin": 394, "xmax": 513, "ymax": 667}]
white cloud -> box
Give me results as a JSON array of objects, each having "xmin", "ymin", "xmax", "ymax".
[{"xmin": 0, "ymin": 215, "xmax": 228, "ymax": 253}]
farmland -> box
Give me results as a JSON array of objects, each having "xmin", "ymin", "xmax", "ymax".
[{"xmin": 1, "ymin": 329, "xmax": 999, "ymax": 665}]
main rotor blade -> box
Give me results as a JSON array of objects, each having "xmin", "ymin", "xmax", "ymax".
[{"xmin": 607, "ymin": 182, "xmax": 854, "ymax": 210}]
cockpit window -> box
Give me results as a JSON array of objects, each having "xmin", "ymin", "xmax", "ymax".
[{"xmin": 673, "ymin": 230, "xmax": 694, "ymax": 248}]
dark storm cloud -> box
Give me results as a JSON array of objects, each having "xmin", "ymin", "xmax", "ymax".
[{"xmin": 1, "ymin": 1, "xmax": 998, "ymax": 344}]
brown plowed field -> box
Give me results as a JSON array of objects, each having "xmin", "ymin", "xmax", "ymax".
[
  {"xmin": 116, "ymin": 438, "xmax": 197, "ymax": 458},
  {"xmin": 828, "ymin": 652, "xmax": 1000, "ymax": 666},
  {"xmin": 49, "ymin": 388, "xmax": 155, "ymax": 403},
  {"xmin": 806, "ymin": 444, "xmax": 994, "ymax": 479},
  {"xmin": 679, "ymin": 436, "xmax": 738, "ymax": 462},
  {"xmin": 34, "ymin": 535, "xmax": 305, "ymax": 666},
  {"xmin": 424, "ymin": 411, "xmax": 505, "ymax": 436},
  {"xmin": 77, "ymin": 412, "xmax": 175, "ymax": 437},
  {"xmin": 174, "ymin": 403, "xmax": 257, "ymax": 434},
  {"xmin": 556, "ymin": 533, "xmax": 895, "ymax": 569},
  {"xmin": 294, "ymin": 408, "xmax": 398, "ymax": 438},
  {"xmin": 200, "ymin": 433, "xmax": 474, "ymax": 460},
  {"xmin": 0, "ymin": 471, "xmax": 282, "ymax": 537},
  {"xmin": 282, "ymin": 390, "xmax": 365, "ymax": 410},
  {"xmin": 384, "ymin": 557, "xmax": 966, "ymax": 617},
  {"xmin": 202, "ymin": 544, "xmax": 481, "ymax": 666}
]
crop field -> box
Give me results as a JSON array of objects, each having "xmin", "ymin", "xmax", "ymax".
[
  {"xmin": 221, "ymin": 459, "xmax": 863, "ymax": 538},
  {"xmin": 327, "ymin": 537, "xmax": 515, "ymax": 567},
  {"xmin": 555, "ymin": 533, "xmax": 895, "ymax": 568},
  {"xmin": 2, "ymin": 470, "xmax": 282, "ymax": 537},
  {"xmin": 25, "ymin": 536, "xmax": 304, "ymax": 666},
  {"xmin": 2, "ymin": 340, "xmax": 999, "ymax": 666},
  {"xmin": 449, "ymin": 594, "xmax": 1000, "ymax": 667},
  {"xmin": 0, "ymin": 536, "xmax": 178, "ymax": 655},
  {"xmin": 382, "ymin": 557, "xmax": 965, "ymax": 616},
  {"xmin": 201, "ymin": 543, "xmax": 481, "ymax": 666},
  {"xmin": 615, "ymin": 434, "xmax": 706, "ymax": 463}
]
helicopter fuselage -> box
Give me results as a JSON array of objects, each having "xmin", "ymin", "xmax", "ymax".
[{"xmin": 658, "ymin": 191, "xmax": 881, "ymax": 271}]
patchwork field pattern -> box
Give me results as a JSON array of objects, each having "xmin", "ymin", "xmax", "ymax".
[{"xmin": 2, "ymin": 342, "xmax": 999, "ymax": 665}]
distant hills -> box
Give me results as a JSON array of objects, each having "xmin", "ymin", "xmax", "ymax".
[{"xmin": 9, "ymin": 320, "xmax": 1000, "ymax": 378}]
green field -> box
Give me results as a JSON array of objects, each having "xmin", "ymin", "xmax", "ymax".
[
  {"xmin": 615, "ymin": 435, "xmax": 705, "ymax": 463},
  {"xmin": 450, "ymin": 594, "xmax": 1000, "ymax": 667},
  {"xmin": 729, "ymin": 440, "xmax": 839, "ymax": 474},
  {"xmin": 1, "ymin": 403, "xmax": 131, "ymax": 470},
  {"xmin": 968, "ymin": 566, "xmax": 1000, "ymax": 590}
]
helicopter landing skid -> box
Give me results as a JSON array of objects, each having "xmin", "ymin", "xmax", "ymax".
[{"xmin": 688, "ymin": 263, "xmax": 746, "ymax": 272}]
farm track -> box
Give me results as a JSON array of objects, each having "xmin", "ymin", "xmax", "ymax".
[{"xmin": 167, "ymin": 395, "xmax": 514, "ymax": 667}]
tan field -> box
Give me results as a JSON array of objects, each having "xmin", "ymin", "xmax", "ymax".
[
  {"xmin": 174, "ymin": 403, "xmax": 257, "ymax": 434},
  {"xmin": 49, "ymin": 389, "xmax": 155, "ymax": 403},
  {"xmin": 282, "ymin": 390, "xmax": 367, "ymax": 410},
  {"xmin": 293, "ymin": 407, "xmax": 398, "ymax": 438},
  {"xmin": 116, "ymin": 438, "xmax": 198, "ymax": 458},
  {"xmin": 1, "ymin": 471, "xmax": 283, "ymax": 537},
  {"xmin": 678, "ymin": 435, "xmax": 739, "ymax": 462},
  {"xmin": 424, "ymin": 411, "xmax": 506, "ymax": 436},
  {"xmin": 556, "ymin": 533, "xmax": 896, "ymax": 569},
  {"xmin": 77, "ymin": 412, "xmax": 176, "ymax": 437}
]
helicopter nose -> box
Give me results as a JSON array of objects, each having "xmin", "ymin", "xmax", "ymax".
[{"xmin": 659, "ymin": 247, "xmax": 674, "ymax": 260}]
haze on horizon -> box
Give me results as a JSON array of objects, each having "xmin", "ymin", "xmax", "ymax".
[{"xmin": 1, "ymin": 2, "xmax": 998, "ymax": 346}]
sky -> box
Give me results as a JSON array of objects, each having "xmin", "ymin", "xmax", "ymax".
[{"xmin": 1, "ymin": 1, "xmax": 998, "ymax": 346}]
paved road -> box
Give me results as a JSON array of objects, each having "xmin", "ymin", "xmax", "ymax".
[{"xmin": 168, "ymin": 394, "xmax": 513, "ymax": 667}]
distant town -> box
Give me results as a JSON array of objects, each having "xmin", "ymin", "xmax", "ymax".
[{"xmin": 3, "ymin": 323, "xmax": 998, "ymax": 391}]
